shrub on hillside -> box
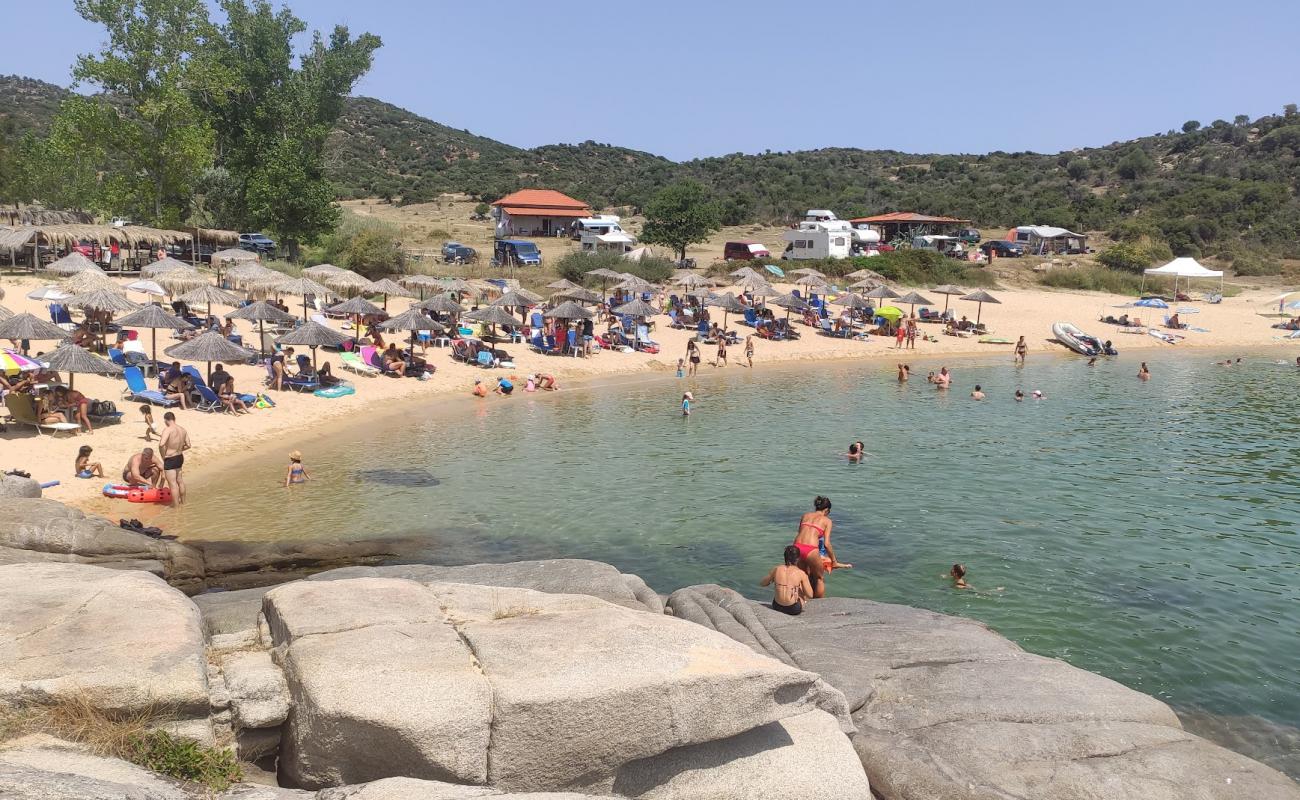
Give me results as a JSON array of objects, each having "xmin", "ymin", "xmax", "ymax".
[
  {"xmin": 707, "ymin": 251, "xmax": 995, "ymax": 288},
  {"xmin": 555, "ymin": 250, "xmax": 674, "ymax": 286},
  {"xmin": 1097, "ymin": 238, "xmax": 1171, "ymax": 273},
  {"xmin": 1039, "ymin": 267, "xmax": 1145, "ymax": 295},
  {"xmin": 1231, "ymin": 252, "xmax": 1282, "ymax": 276}
]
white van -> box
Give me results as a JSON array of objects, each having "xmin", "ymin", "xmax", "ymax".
[{"xmin": 570, "ymin": 215, "xmax": 624, "ymax": 240}]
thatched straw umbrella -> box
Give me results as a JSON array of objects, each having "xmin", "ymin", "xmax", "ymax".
[
  {"xmin": 302, "ymin": 263, "xmax": 346, "ymax": 279},
  {"xmin": 846, "ymin": 267, "xmax": 886, "ymax": 281},
  {"xmin": 548, "ymin": 300, "xmax": 594, "ymax": 320},
  {"xmin": 894, "ymin": 291, "xmax": 935, "ymax": 316},
  {"xmin": 730, "ymin": 265, "xmax": 764, "ymax": 279},
  {"xmin": 418, "ymin": 294, "xmax": 464, "ymax": 332},
  {"xmin": 932, "ymin": 284, "xmax": 967, "ymax": 315},
  {"xmin": 116, "ymin": 304, "xmax": 193, "ymax": 365},
  {"xmin": 275, "ymin": 321, "xmax": 346, "ymax": 371},
  {"xmin": 707, "ymin": 291, "xmax": 746, "ymax": 330},
  {"xmin": 398, "ymin": 274, "xmax": 442, "ymax": 300},
  {"xmin": 959, "ymin": 289, "xmax": 1002, "ymax": 325},
  {"xmin": 547, "ymin": 278, "xmax": 581, "ymax": 292},
  {"xmin": 179, "ymin": 284, "xmax": 242, "ymax": 319},
  {"xmin": 0, "ymin": 313, "xmax": 71, "ymax": 353},
  {"xmin": 0, "ymin": 304, "xmax": 13, "ymax": 322},
  {"xmin": 226, "ymin": 300, "xmax": 296, "ymax": 357},
  {"xmin": 225, "ymin": 261, "xmax": 275, "ymax": 286},
  {"xmin": 266, "ymin": 276, "xmax": 332, "ymax": 321},
  {"xmin": 554, "ymin": 286, "xmax": 601, "ymax": 305},
  {"xmin": 141, "ymin": 256, "xmax": 196, "ymax": 279},
  {"xmin": 769, "ymin": 292, "xmax": 810, "ymax": 323},
  {"xmin": 157, "ymin": 270, "xmax": 209, "ymax": 297},
  {"xmin": 44, "ymin": 252, "xmax": 101, "ymax": 275},
  {"xmin": 790, "ymin": 267, "xmax": 826, "ymax": 278},
  {"xmin": 211, "ymin": 248, "xmax": 257, "ymax": 285},
  {"xmin": 672, "ymin": 273, "xmax": 712, "ymax": 289},
  {"xmin": 367, "ymin": 278, "xmax": 414, "ymax": 310},
  {"xmin": 42, "ymin": 342, "xmax": 122, "ymax": 389},
  {"xmin": 831, "ymin": 292, "xmax": 874, "ymax": 327},
  {"xmin": 60, "ymin": 268, "xmax": 119, "ymax": 294},
  {"xmin": 586, "ymin": 267, "xmax": 624, "ymax": 301},
  {"xmin": 862, "ymin": 285, "xmax": 902, "ymax": 303},
  {"xmin": 165, "ymin": 331, "xmax": 254, "ymax": 385},
  {"xmin": 463, "ymin": 304, "xmax": 520, "ymax": 345},
  {"xmin": 319, "ymin": 269, "xmax": 373, "ymax": 297},
  {"xmin": 66, "ymin": 288, "xmax": 139, "ymax": 314},
  {"xmin": 734, "ymin": 275, "xmax": 776, "ymax": 306},
  {"xmin": 492, "ymin": 289, "xmax": 539, "ymax": 324},
  {"xmin": 328, "ymin": 295, "xmax": 383, "ymax": 341},
  {"xmin": 379, "ymin": 307, "xmax": 445, "ymax": 357}
]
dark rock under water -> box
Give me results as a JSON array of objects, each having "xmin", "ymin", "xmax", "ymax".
[{"xmin": 355, "ymin": 468, "xmax": 442, "ymax": 487}]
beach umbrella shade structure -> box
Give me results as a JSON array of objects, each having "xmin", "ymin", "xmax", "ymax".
[
  {"xmin": 225, "ymin": 261, "xmax": 276, "ymax": 287},
  {"xmin": 267, "ymin": 276, "xmax": 333, "ymax": 320},
  {"xmin": 328, "ymin": 294, "xmax": 383, "ymax": 341},
  {"xmin": 862, "ymin": 284, "xmax": 902, "ymax": 303},
  {"xmin": 846, "ymin": 268, "xmax": 886, "ymax": 281},
  {"xmin": 178, "ymin": 284, "xmax": 242, "ymax": 318},
  {"xmin": 141, "ymin": 256, "xmax": 197, "ymax": 279},
  {"xmin": 419, "ymin": 294, "xmax": 464, "ymax": 316},
  {"xmin": 210, "ymin": 248, "xmax": 258, "ymax": 284},
  {"xmin": 275, "ymin": 321, "xmax": 347, "ymax": 370},
  {"xmin": 764, "ymin": 264, "xmax": 785, "ymax": 279},
  {"xmin": 831, "ymin": 292, "xmax": 874, "ymax": 323},
  {"xmin": 464, "ymin": 304, "xmax": 521, "ymax": 345},
  {"xmin": 379, "ymin": 306, "xmax": 445, "ymax": 356},
  {"xmin": 492, "ymin": 289, "xmax": 540, "ymax": 323},
  {"xmin": 874, "ymin": 306, "xmax": 903, "ymax": 324},
  {"xmin": 0, "ymin": 304, "xmax": 13, "ymax": 322},
  {"xmin": 42, "ymin": 342, "xmax": 123, "ymax": 389},
  {"xmin": 116, "ymin": 304, "xmax": 194, "ymax": 365},
  {"xmin": 547, "ymin": 278, "xmax": 581, "ymax": 291},
  {"xmin": 790, "ymin": 267, "xmax": 826, "ymax": 278},
  {"xmin": 125, "ymin": 279, "xmax": 166, "ymax": 298},
  {"xmin": 612, "ymin": 298, "xmax": 659, "ymax": 319},
  {"xmin": 554, "ymin": 286, "xmax": 602, "ymax": 305},
  {"xmin": 44, "ymin": 252, "xmax": 101, "ymax": 275},
  {"xmin": 0, "ymin": 313, "xmax": 73, "ymax": 353},
  {"xmin": 302, "ymin": 263, "xmax": 347, "ymax": 280},
  {"xmin": 157, "ymin": 270, "xmax": 210, "ymax": 296},
  {"xmin": 734, "ymin": 275, "xmax": 776, "ymax": 306},
  {"xmin": 960, "ymin": 289, "xmax": 1002, "ymax": 325},
  {"xmin": 319, "ymin": 269, "xmax": 373, "ymax": 297},
  {"xmin": 586, "ymin": 267, "xmax": 625, "ymax": 301},
  {"xmin": 795, "ymin": 275, "xmax": 831, "ymax": 302},
  {"xmin": 894, "ymin": 291, "xmax": 935, "ymax": 316},
  {"xmin": 707, "ymin": 291, "xmax": 746, "ymax": 329},
  {"xmin": 226, "ymin": 300, "xmax": 297, "ymax": 356},
  {"xmin": 26, "ymin": 285, "xmax": 72, "ymax": 302},
  {"xmin": 932, "ymin": 284, "xmax": 966, "ymax": 314},
  {"xmin": 67, "ymin": 288, "xmax": 141, "ymax": 348},
  {"xmin": 729, "ymin": 265, "xmax": 764, "ymax": 280},
  {"xmin": 672, "ymin": 272, "xmax": 713, "ymax": 288},
  {"xmin": 1, "ymin": 348, "xmax": 43, "ymax": 374},
  {"xmin": 60, "ymin": 268, "xmax": 119, "ymax": 294},
  {"xmin": 399, "ymin": 274, "xmax": 444, "ymax": 299},
  {"xmin": 165, "ymin": 331, "xmax": 255, "ymax": 384},
  {"xmin": 769, "ymin": 292, "xmax": 811, "ymax": 323},
  {"xmin": 367, "ymin": 278, "xmax": 414, "ymax": 310},
  {"xmin": 548, "ymin": 300, "xmax": 594, "ymax": 320}
]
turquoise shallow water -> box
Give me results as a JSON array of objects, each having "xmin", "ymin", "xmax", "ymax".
[{"xmin": 171, "ymin": 351, "xmax": 1300, "ymax": 773}]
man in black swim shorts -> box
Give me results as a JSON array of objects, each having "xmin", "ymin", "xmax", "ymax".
[{"xmin": 157, "ymin": 411, "xmax": 191, "ymax": 508}]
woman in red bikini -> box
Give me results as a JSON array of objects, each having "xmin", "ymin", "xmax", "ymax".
[{"xmin": 793, "ymin": 496, "xmax": 851, "ymax": 598}]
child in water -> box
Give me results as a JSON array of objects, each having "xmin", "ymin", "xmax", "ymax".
[
  {"xmin": 676, "ymin": 358, "xmax": 684, "ymax": 378},
  {"xmin": 74, "ymin": 446, "xmax": 103, "ymax": 479},
  {"xmin": 285, "ymin": 450, "xmax": 309, "ymax": 487},
  {"xmin": 950, "ymin": 564, "xmax": 970, "ymax": 589},
  {"xmin": 681, "ymin": 391, "xmax": 692, "ymax": 416}
]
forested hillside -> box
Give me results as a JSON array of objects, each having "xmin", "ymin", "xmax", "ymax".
[{"xmin": 4, "ymin": 76, "xmax": 1299, "ymax": 265}]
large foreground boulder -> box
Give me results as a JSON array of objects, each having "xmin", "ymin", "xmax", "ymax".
[
  {"xmin": 0, "ymin": 563, "xmax": 209, "ymax": 723},
  {"xmin": 307, "ymin": 559, "xmax": 663, "ymax": 613},
  {"xmin": 0, "ymin": 497, "xmax": 205, "ymax": 591},
  {"xmin": 667, "ymin": 585, "xmax": 1300, "ymax": 800},
  {"xmin": 263, "ymin": 578, "xmax": 858, "ymax": 794}
]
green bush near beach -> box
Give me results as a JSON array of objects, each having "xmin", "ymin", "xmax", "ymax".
[
  {"xmin": 708, "ymin": 251, "xmax": 995, "ymax": 289},
  {"xmin": 555, "ymin": 251, "xmax": 675, "ymax": 286},
  {"xmin": 1038, "ymin": 267, "xmax": 1146, "ymax": 295}
]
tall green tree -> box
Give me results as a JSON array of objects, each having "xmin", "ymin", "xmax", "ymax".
[
  {"xmin": 639, "ymin": 181, "xmax": 721, "ymax": 261},
  {"xmin": 197, "ymin": 0, "xmax": 380, "ymax": 259},
  {"xmin": 58, "ymin": 0, "xmax": 218, "ymax": 225}
]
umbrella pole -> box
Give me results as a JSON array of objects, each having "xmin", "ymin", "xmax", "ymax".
[
  {"xmin": 976, "ymin": 303, "xmax": 983, "ymax": 325},
  {"xmin": 943, "ymin": 296, "xmax": 951, "ymax": 314},
  {"xmin": 312, "ymin": 347, "xmax": 318, "ymax": 371},
  {"xmin": 259, "ymin": 321, "xmax": 266, "ymax": 358},
  {"xmin": 151, "ymin": 329, "xmax": 158, "ymax": 368},
  {"xmin": 302, "ymin": 293, "xmax": 308, "ymax": 322}
]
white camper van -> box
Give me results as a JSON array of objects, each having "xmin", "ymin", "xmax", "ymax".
[
  {"xmin": 781, "ymin": 211, "xmax": 852, "ymax": 260},
  {"xmin": 570, "ymin": 215, "xmax": 625, "ymax": 240}
]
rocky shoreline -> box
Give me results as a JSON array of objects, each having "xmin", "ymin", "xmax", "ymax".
[{"xmin": 1, "ymin": 482, "xmax": 1296, "ymax": 799}]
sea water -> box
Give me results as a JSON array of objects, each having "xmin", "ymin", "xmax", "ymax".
[{"xmin": 168, "ymin": 351, "xmax": 1300, "ymax": 774}]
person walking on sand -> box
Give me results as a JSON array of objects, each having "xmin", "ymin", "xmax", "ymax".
[
  {"xmin": 1014, "ymin": 336, "xmax": 1027, "ymax": 364},
  {"xmin": 760, "ymin": 545, "xmax": 814, "ymax": 615},
  {"xmin": 716, "ymin": 336, "xmax": 728, "ymax": 367},
  {"xmin": 685, "ymin": 339, "xmax": 701, "ymax": 376},
  {"xmin": 157, "ymin": 411, "xmax": 191, "ymax": 508},
  {"xmin": 285, "ymin": 450, "xmax": 309, "ymax": 487},
  {"xmin": 744, "ymin": 334, "xmax": 755, "ymax": 368},
  {"xmin": 1138, "ymin": 362, "xmax": 1151, "ymax": 381}
]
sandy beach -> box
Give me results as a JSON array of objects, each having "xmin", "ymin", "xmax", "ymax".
[{"xmin": 2, "ymin": 271, "xmax": 1295, "ymax": 516}]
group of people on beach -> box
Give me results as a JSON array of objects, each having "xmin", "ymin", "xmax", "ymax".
[
  {"xmin": 759, "ymin": 496, "xmax": 852, "ymax": 615},
  {"xmin": 110, "ymin": 411, "xmax": 191, "ymax": 507}
]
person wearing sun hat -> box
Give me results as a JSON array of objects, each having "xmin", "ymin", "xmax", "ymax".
[{"xmin": 681, "ymin": 391, "xmax": 693, "ymax": 416}]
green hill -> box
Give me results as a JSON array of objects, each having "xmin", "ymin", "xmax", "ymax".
[{"xmin": 3, "ymin": 75, "xmax": 1298, "ymax": 264}]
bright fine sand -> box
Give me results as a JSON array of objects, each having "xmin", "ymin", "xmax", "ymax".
[{"xmin": 2, "ymin": 272, "xmax": 1295, "ymax": 517}]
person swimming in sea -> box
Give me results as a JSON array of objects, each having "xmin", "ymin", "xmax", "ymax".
[
  {"xmin": 897, "ymin": 363, "xmax": 910, "ymax": 382},
  {"xmin": 950, "ymin": 563, "xmax": 969, "ymax": 589},
  {"xmin": 971, "ymin": 385, "xmax": 985, "ymax": 400},
  {"xmin": 760, "ymin": 545, "xmax": 814, "ymax": 615},
  {"xmin": 847, "ymin": 442, "xmax": 866, "ymax": 462},
  {"xmin": 793, "ymin": 496, "xmax": 851, "ymax": 599},
  {"xmin": 1138, "ymin": 362, "xmax": 1151, "ymax": 380},
  {"xmin": 1014, "ymin": 389, "xmax": 1024, "ymax": 402}
]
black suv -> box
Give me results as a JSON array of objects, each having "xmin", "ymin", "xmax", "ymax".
[
  {"xmin": 980, "ymin": 240, "xmax": 1025, "ymax": 258},
  {"xmin": 239, "ymin": 232, "xmax": 277, "ymax": 257}
]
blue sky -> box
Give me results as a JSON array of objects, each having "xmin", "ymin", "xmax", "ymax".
[{"xmin": 4, "ymin": 0, "xmax": 1299, "ymax": 161}]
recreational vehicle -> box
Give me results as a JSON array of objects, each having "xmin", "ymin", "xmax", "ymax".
[
  {"xmin": 781, "ymin": 211, "xmax": 852, "ymax": 260},
  {"xmin": 570, "ymin": 215, "xmax": 625, "ymax": 240}
]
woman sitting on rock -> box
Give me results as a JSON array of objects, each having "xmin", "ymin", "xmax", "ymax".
[{"xmin": 760, "ymin": 545, "xmax": 813, "ymax": 615}]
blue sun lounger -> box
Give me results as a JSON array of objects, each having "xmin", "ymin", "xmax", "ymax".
[{"xmin": 122, "ymin": 365, "xmax": 177, "ymax": 407}]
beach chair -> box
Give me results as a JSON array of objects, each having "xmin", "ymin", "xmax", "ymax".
[
  {"xmin": 3, "ymin": 393, "xmax": 81, "ymax": 436},
  {"xmin": 49, "ymin": 304, "xmax": 76, "ymax": 331},
  {"xmin": 192, "ymin": 383, "xmax": 225, "ymax": 413},
  {"xmin": 339, "ymin": 351, "xmax": 380, "ymax": 376},
  {"xmin": 122, "ymin": 365, "xmax": 177, "ymax": 407},
  {"xmin": 634, "ymin": 324, "xmax": 660, "ymax": 354},
  {"xmin": 529, "ymin": 335, "xmax": 555, "ymax": 355},
  {"xmin": 476, "ymin": 350, "xmax": 497, "ymax": 368},
  {"xmin": 742, "ymin": 308, "xmax": 758, "ymax": 327}
]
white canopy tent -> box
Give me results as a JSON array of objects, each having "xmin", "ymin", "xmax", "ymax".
[
  {"xmin": 1142, "ymin": 257, "xmax": 1224, "ymax": 296},
  {"xmin": 1010, "ymin": 225, "xmax": 1087, "ymax": 255}
]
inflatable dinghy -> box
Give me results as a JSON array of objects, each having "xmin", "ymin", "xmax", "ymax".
[{"xmin": 1052, "ymin": 322, "xmax": 1118, "ymax": 356}]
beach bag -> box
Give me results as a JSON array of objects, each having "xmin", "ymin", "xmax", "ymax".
[
  {"xmin": 89, "ymin": 400, "xmax": 117, "ymax": 417},
  {"xmin": 254, "ymin": 393, "xmax": 275, "ymax": 409}
]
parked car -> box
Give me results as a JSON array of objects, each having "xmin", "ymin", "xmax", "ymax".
[
  {"xmin": 980, "ymin": 240, "xmax": 1025, "ymax": 258},
  {"xmin": 492, "ymin": 239, "xmax": 541, "ymax": 267},
  {"xmin": 167, "ymin": 242, "xmax": 214, "ymax": 264},
  {"xmin": 723, "ymin": 241, "xmax": 770, "ymax": 260},
  {"xmin": 443, "ymin": 244, "xmax": 478, "ymax": 264},
  {"xmin": 955, "ymin": 227, "xmax": 981, "ymax": 244},
  {"xmin": 238, "ymin": 232, "xmax": 277, "ymax": 256},
  {"xmin": 72, "ymin": 239, "xmax": 101, "ymax": 261}
]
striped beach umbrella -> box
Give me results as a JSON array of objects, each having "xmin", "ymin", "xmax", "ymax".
[{"xmin": 0, "ymin": 348, "xmax": 43, "ymax": 375}]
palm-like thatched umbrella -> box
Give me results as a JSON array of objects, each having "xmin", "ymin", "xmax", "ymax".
[
  {"xmin": 328, "ymin": 295, "xmax": 383, "ymax": 342},
  {"xmin": 586, "ymin": 267, "xmax": 624, "ymax": 301},
  {"xmin": 960, "ymin": 289, "xmax": 1002, "ymax": 325},
  {"xmin": 302, "ymin": 263, "xmax": 346, "ymax": 279},
  {"xmin": 734, "ymin": 275, "xmax": 776, "ymax": 304},
  {"xmin": 165, "ymin": 331, "xmax": 255, "ymax": 384},
  {"xmin": 730, "ymin": 265, "xmax": 764, "ymax": 279},
  {"xmin": 367, "ymin": 278, "xmax": 414, "ymax": 310},
  {"xmin": 419, "ymin": 294, "xmax": 463, "ymax": 315},
  {"xmin": 0, "ymin": 304, "xmax": 13, "ymax": 322},
  {"xmin": 42, "ymin": 342, "xmax": 122, "ymax": 389},
  {"xmin": 493, "ymin": 289, "xmax": 539, "ymax": 324},
  {"xmin": 769, "ymin": 292, "xmax": 810, "ymax": 323},
  {"xmin": 862, "ymin": 284, "xmax": 902, "ymax": 303},
  {"xmin": 267, "ymin": 276, "xmax": 332, "ymax": 321},
  {"xmin": 547, "ymin": 278, "xmax": 581, "ymax": 292},
  {"xmin": 60, "ymin": 268, "xmax": 119, "ymax": 294},
  {"xmin": 116, "ymin": 304, "xmax": 193, "ymax": 365},
  {"xmin": 795, "ymin": 275, "xmax": 831, "ymax": 305},
  {"xmin": 211, "ymin": 248, "xmax": 258, "ymax": 285},
  {"xmin": 398, "ymin": 274, "xmax": 442, "ymax": 300},
  {"xmin": 157, "ymin": 270, "xmax": 209, "ymax": 296},
  {"xmin": 226, "ymin": 261, "xmax": 275, "ymax": 287},
  {"xmin": 379, "ymin": 306, "xmax": 445, "ymax": 356},
  {"xmin": 548, "ymin": 300, "xmax": 594, "ymax": 320},
  {"xmin": 44, "ymin": 252, "xmax": 101, "ymax": 275},
  {"xmin": 846, "ymin": 267, "xmax": 886, "ymax": 281},
  {"xmin": 226, "ymin": 300, "xmax": 296, "ymax": 356},
  {"xmin": 0, "ymin": 313, "xmax": 71, "ymax": 353},
  {"xmin": 319, "ymin": 269, "xmax": 373, "ymax": 297},
  {"xmin": 141, "ymin": 256, "xmax": 196, "ymax": 279},
  {"xmin": 612, "ymin": 298, "xmax": 658, "ymax": 319},
  {"xmin": 932, "ymin": 284, "xmax": 966, "ymax": 314},
  {"xmin": 894, "ymin": 291, "xmax": 935, "ymax": 316},
  {"xmin": 66, "ymin": 289, "xmax": 140, "ymax": 349},
  {"xmin": 707, "ymin": 291, "xmax": 746, "ymax": 329},
  {"xmin": 178, "ymin": 284, "xmax": 242, "ymax": 318},
  {"xmin": 275, "ymin": 321, "xmax": 346, "ymax": 370},
  {"xmin": 790, "ymin": 267, "xmax": 826, "ymax": 278},
  {"xmin": 672, "ymin": 272, "xmax": 712, "ymax": 288},
  {"xmin": 554, "ymin": 287, "xmax": 601, "ymax": 304},
  {"xmin": 464, "ymin": 304, "xmax": 520, "ymax": 345},
  {"xmin": 832, "ymin": 292, "xmax": 873, "ymax": 310},
  {"xmin": 440, "ymin": 278, "xmax": 475, "ymax": 294}
]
